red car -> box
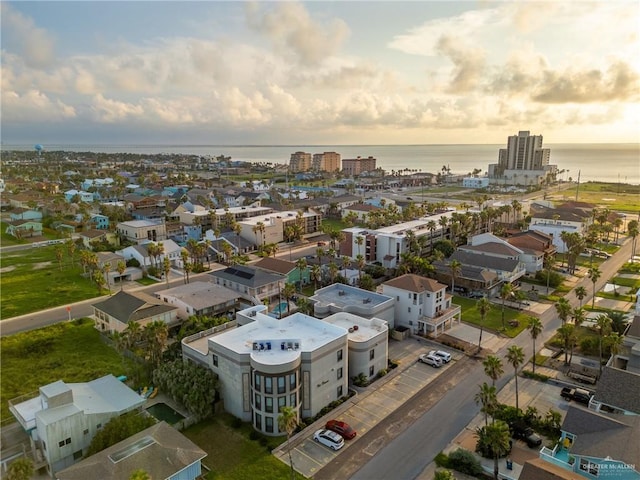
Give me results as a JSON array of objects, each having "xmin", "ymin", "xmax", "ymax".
[{"xmin": 325, "ymin": 420, "xmax": 356, "ymax": 440}]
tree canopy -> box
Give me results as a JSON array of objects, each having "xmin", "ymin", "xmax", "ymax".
[{"xmin": 86, "ymin": 412, "xmax": 156, "ymax": 456}]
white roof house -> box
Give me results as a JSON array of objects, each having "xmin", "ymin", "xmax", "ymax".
[{"xmin": 9, "ymin": 375, "xmax": 145, "ymax": 476}]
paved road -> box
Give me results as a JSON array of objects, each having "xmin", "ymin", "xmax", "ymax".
[
  {"xmin": 0, "ymin": 241, "xmax": 321, "ymax": 336},
  {"xmin": 342, "ymin": 238, "xmax": 633, "ymax": 480}
]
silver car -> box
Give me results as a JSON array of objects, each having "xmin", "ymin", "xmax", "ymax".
[
  {"xmin": 429, "ymin": 350, "xmax": 452, "ymax": 363},
  {"xmin": 313, "ymin": 428, "xmax": 345, "ymax": 450},
  {"xmin": 419, "ymin": 353, "xmax": 442, "ymax": 368}
]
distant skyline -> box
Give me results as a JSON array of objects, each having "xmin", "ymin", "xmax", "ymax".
[{"xmin": 2, "ymin": 1, "xmax": 639, "ymax": 145}]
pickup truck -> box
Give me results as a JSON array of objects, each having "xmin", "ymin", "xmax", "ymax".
[{"xmin": 561, "ymin": 387, "xmax": 593, "ymax": 405}]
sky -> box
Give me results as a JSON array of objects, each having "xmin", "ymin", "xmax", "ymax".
[{"xmin": 1, "ymin": 1, "xmax": 639, "ymax": 146}]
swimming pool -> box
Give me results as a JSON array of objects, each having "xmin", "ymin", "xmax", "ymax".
[
  {"xmin": 146, "ymin": 403, "xmax": 185, "ymax": 425},
  {"xmin": 272, "ymin": 302, "xmax": 289, "ymax": 316}
]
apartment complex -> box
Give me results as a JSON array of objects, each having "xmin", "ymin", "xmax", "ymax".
[
  {"xmin": 488, "ymin": 131, "xmax": 557, "ymax": 186},
  {"xmin": 342, "ymin": 156, "xmax": 377, "ymax": 176},
  {"xmin": 312, "ymin": 152, "xmax": 341, "ymax": 172},
  {"xmin": 116, "ymin": 219, "xmax": 167, "ymax": 244},
  {"xmin": 289, "ymin": 152, "xmax": 312, "ymax": 172},
  {"xmin": 237, "ymin": 209, "xmax": 322, "ymax": 246}
]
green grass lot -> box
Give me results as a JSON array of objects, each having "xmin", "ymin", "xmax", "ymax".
[
  {"xmin": 453, "ymin": 296, "xmax": 531, "ymax": 338},
  {"xmin": 183, "ymin": 414, "xmax": 305, "ymax": 480},
  {"xmin": 0, "ymin": 319, "xmax": 128, "ymax": 421},
  {"xmin": 321, "ymin": 217, "xmax": 349, "ymax": 231},
  {"xmin": 612, "ymin": 276, "xmax": 640, "ymax": 290},
  {"xmin": 136, "ymin": 277, "xmax": 159, "ymax": 286},
  {"xmin": 0, "ymin": 222, "xmax": 29, "ymax": 246},
  {"xmin": 549, "ymin": 182, "xmax": 640, "ymax": 213},
  {"xmin": 596, "ymin": 291, "xmax": 634, "ymax": 303},
  {"xmin": 0, "ymin": 245, "xmax": 100, "ymax": 318}
]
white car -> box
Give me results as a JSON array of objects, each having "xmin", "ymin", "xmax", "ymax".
[
  {"xmin": 313, "ymin": 428, "xmax": 345, "ymax": 450},
  {"xmin": 429, "ymin": 350, "xmax": 452, "ymax": 363},
  {"xmin": 419, "ymin": 353, "xmax": 442, "ymax": 368}
]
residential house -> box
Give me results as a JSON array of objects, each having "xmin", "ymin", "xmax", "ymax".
[
  {"xmin": 5, "ymin": 219, "xmax": 43, "ymax": 238},
  {"xmin": 309, "ymin": 284, "xmax": 395, "ymax": 324},
  {"xmin": 78, "ymin": 230, "xmax": 119, "ymax": 250},
  {"xmin": 116, "ymin": 219, "xmax": 167, "ymax": 245},
  {"xmin": 341, "ymin": 203, "xmax": 380, "ymax": 222},
  {"xmin": 155, "ymin": 281, "xmax": 240, "ymax": 320},
  {"xmin": 92, "ymin": 290, "xmax": 179, "ymax": 334},
  {"xmin": 10, "ymin": 207, "xmax": 43, "ymax": 222},
  {"xmin": 254, "ymin": 257, "xmax": 310, "ymax": 288},
  {"xmin": 460, "ymin": 233, "xmax": 539, "ymax": 274},
  {"xmin": 432, "ymin": 259, "xmax": 500, "ymax": 297},
  {"xmin": 381, "ymin": 274, "xmax": 461, "ymax": 336},
  {"xmin": 537, "ymin": 406, "xmax": 640, "ymax": 479},
  {"xmin": 64, "ymin": 190, "xmax": 94, "ymax": 203},
  {"xmin": 88, "ymin": 214, "xmax": 109, "ymax": 230},
  {"xmin": 55, "ymin": 421, "xmax": 206, "ymax": 480},
  {"xmin": 209, "ymin": 265, "xmax": 286, "ymax": 306},
  {"xmin": 122, "ymin": 193, "xmax": 167, "ymax": 220},
  {"xmin": 8, "ymin": 375, "xmax": 145, "ymax": 476},
  {"xmin": 447, "ymin": 249, "xmax": 526, "ymax": 284},
  {"xmin": 506, "ymin": 230, "xmax": 557, "ymax": 273},
  {"xmin": 528, "ymin": 202, "xmax": 593, "ymax": 253}
]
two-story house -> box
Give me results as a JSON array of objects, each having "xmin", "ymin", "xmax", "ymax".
[
  {"xmin": 116, "ymin": 220, "xmax": 167, "ymax": 245},
  {"xmin": 506, "ymin": 230, "xmax": 557, "ymax": 273},
  {"xmin": 154, "ymin": 281, "xmax": 240, "ymax": 320},
  {"xmin": 209, "ymin": 265, "xmax": 286, "ymax": 306},
  {"xmin": 253, "ymin": 257, "xmax": 310, "ymax": 289},
  {"xmin": 381, "ymin": 274, "xmax": 461, "ymax": 336},
  {"xmin": 9, "ymin": 375, "xmax": 145, "ymax": 476}
]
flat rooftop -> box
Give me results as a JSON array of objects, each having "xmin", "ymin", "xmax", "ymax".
[
  {"xmin": 374, "ymin": 211, "xmax": 454, "ymax": 236},
  {"xmin": 322, "ymin": 312, "xmax": 388, "ymax": 343},
  {"xmin": 238, "ymin": 210, "xmax": 318, "ymax": 226},
  {"xmin": 310, "ymin": 284, "xmax": 393, "ymax": 309},
  {"xmin": 209, "ymin": 309, "xmax": 347, "ymax": 364}
]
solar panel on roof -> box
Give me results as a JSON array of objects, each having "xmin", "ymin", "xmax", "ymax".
[{"xmin": 109, "ymin": 436, "xmax": 155, "ymax": 463}]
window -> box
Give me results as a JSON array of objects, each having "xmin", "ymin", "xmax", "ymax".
[
  {"xmin": 254, "ymin": 393, "xmax": 261, "ymax": 410},
  {"xmin": 73, "ymin": 450, "xmax": 83, "ymax": 460},
  {"xmin": 289, "ymin": 373, "xmax": 296, "ymax": 390},
  {"xmin": 290, "ymin": 393, "xmax": 296, "ymax": 407},
  {"xmin": 255, "ymin": 413, "xmax": 262, "ymax": 429},
  {"xmin": 66, "ymin": 438, "xmax": 71, "ymax": 445},
  {"xmin": 337, "ymin": 367, "xmax": 343, "ymax": 380},
  {"xmin": 266, "ymin": 417, "xmax": 273, "ymax": 433},
  {"xmin": 408, "ymin": 307, "xmax": 411, "ymax": 313},
  {"xmin": 337, "ymin": 349, "xmax": 343, "ymax": 362},
  {"xmin": 278, "ymin": 376, "xmax": 286, "ymax": 394},
  {"xmin": 370, "ymin": 349, "xmax": 375, "ymax": 360},
  {"xmin": 212, "ymin": 354, "xmax": 218, "ymax": 367},
  {"xmin": 83, "ymin": 429, "xmax": 89, "ymax": 435},
  {"xmin": 278, "ymin": 396, "xmax": 286, "ymax": 412},
  {"xmin": 265, "ymin": 377, "xmax": 272, "ymax": 394},
  {"xmin": 369, "ymin": 365, "xmax": 375, "ymax": 377},
  {"xmin": 254, "ymin": 373, "xmax": 261, "ymax": 392},
  {"xmin": 265, "ymin": 397, "xmax": 273, "ymax": 413},
  {"xmin": 97, "ymin": 423, "xmax": 102, "ymax": 429},
  {"xmin": 58, "ymin": 440, "xmax": 65, "ymax": 448},
  {"xmin": 337, "ymin": 385, "xmax": 343, "ymax": 397}
]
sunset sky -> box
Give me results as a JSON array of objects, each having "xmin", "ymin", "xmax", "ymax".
[{"xmin": 2, "ymin": 1, "xmax": 639, "ymax": 145}]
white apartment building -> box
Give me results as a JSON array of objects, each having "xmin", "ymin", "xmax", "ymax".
[
  {"xmin": 381, "ymin": 274, "xmax": 461, "ymax": 337},
  {"xmin": 178, "ymin": 205, "xmax": 273, "ymax": 230},
  {"xmin": 340, "ymin": 211, "xmax": 455, "ymax": 268},
  {"xmin": 237, "ymin": 209, "xmax": 322, "ymax": 246},
  {"xmin": 181, "ymin": 306, "xmax": 390, "ymax": 436},
  {"xmin": 116, "ymin": 219, "xmax": 167, "ymax": 244}
]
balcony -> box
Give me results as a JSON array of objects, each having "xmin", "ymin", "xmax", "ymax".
[{"xmin": 418, "ymin": 304, "xmax": 462, "ymax": 337}]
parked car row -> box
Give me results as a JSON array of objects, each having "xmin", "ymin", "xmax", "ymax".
[
  {"xmin": 313, "ymin": 420, "xmax": 357, "ymax": 451},
  {"xmin": 418, "ymin": 349, "xmax": 452, "ymax": 368}
]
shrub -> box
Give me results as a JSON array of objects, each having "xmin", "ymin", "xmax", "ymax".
[
  {"xmin": 447, "ymin": 448, "xmax": 483, "ymax": 477},
  {"xmin": 434, "ymin": 452, "xmax": 451, "ymax": 468},
  {"xmin": 521, "ymin": 370, "xmax": 550, "ymax": 382},
  {"xmin": 127, "ymin": 258, "xmax": 140, "ymax": 268},
  {"xmin": 249, "ymin": 430, "xmax": 261, "ymax": 441},
  {"xmin": 535, "ymin": 270, "xmax": 563, "ymax": 288},
  {"xmin": 230, "ymin": 416, "xmax": 243, "ymax": 429},
  {"xmin": 377, "ymin": 368, "xmax": 388, "ymax": 378},
  {"xmin": 580, "ymin": 337, "xmax": 598, "ymax": 356}
]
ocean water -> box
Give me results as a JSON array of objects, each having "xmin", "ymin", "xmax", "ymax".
[{"xmin": 3, "ymin": 143, "xmax": 638, "ymax": 184}]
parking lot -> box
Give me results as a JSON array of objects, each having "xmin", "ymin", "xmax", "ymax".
[{"xmin": 273, "ymin": 338, "xmax": 462, "ymax": 477}]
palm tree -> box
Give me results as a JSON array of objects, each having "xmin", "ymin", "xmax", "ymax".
[
  {"xmin": 572, "ymin": 307, "xmax": 586, "ymax": 327},
  {"xmin": 232, "ymin": 221, "xmax": 242, "ymax": 252},
  {"xmin": 527, "ymin": 317, "xmax": 543, "ymax": 375},
  {"xmin": 554, "ymin": 297, "xmax": 572, "ymax": 325},
  {"xmin": 356, "ymin": 254, "xmax": 365, "ymax": 284},
  {"xmin": 596, "ymin": 314, "xmax": 611, "ymax": 375},
  {"xmin": 163, "ymin": 257, "xmax": 171, "ymax": 285},
  {"xmin": 116, "ymin": 260, "xmax": 127, "ymax": 290},
  {"xmin": 278, "ymin": 405, "xmax": 299, "ymax": 480},
  {"xmin": 475, "ymin": 420, "xmax": 512, "ymax": 480},
  {"xmin": 102, "ymin": 263, "xmax": 112, "ymax": 294},
  {"xmin": 628, "ymin": 220, "xmax": 639, "ymax": 261},
  {"xmin": 557, "ymin": 324, "xmax": 576, "ymax": 366},
  {"xmin": 588, "ymin": 267, "xmax": 601, "ymax": 308},
  {"xmin": 328, "ymin": 262, "xmax": 338, "ymax": 283},
  {"xmin": 355, "ymin": 235, "xmax": 364, "ymax": 257},
  {"xmin": 341, "ymin": 256, "xmax": 351, "ymax": 279},
  {"xmin": 506, "ymin": 345, "xmax": 525, "ymax": 410},
  {"xmin": 449, "ymin": 260, "xmax": 462, "ymax": 294},
  {"xmin": 475, "ymin": 382, "xmax": 497, "ymax": 426},
  {"xmin": 483, "ymin": 355, "xmax": 504, "ymax": 387},
  {"xmin": 476, "ymin": 297, "xmax": 491, "ymax": 353},
  {"xmin": 606, "ymin": 331, "xmax": 623, "ymax": 361},
  {"xmin": 282, "ymin": 283, "xmax": 296, "ymax": 315},
  {"xmin": 310, "ymin": 264, "xmax": 321, "ymax": 291},
  {"xmin": 499, "ymin": 283, "xmax": 513, "ymax": 330},
  {"xmin": 575, "ymin": 286, "xmax": 587, "ymax": 308},
  {"xmin": 316, "ymin": 247, "xmax": 324, "ymax": 269},
  {"xmin": 295, "ymin": 257, "xmax": 307, "ymax": 293},
  {"xmin": 252, "ymin": 221, "xmax": 265, "ymax": 248}
]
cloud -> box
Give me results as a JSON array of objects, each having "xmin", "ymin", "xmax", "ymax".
[
  {"xmin": 435, "ymin": 35, "xmax": 486, "ymax": 93},
  {"xmin": 245, "ymin": 2, "xmax": 349, "ymax": 65},
  {"xmin": 1, "ymin": 89, "xmax": 76, "ymax": 122},
  {"xmin": 91, "ymin": 94, "xmax": 144, "ymax": 122},
  {"xmin": 532, "ymin": 61, "xmax": 640, "ymax": 104},
  {"xmin": 1, "ymin": 3, "xmax": 56, "ymax": 69}
]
